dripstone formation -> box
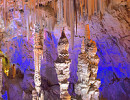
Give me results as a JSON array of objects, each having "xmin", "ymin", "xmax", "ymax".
[
  {"xmin": 32, "ymin": 24, "xmax": 44, "ymax": 100},
  {"xmin": 75, "ymin": 28, "xmax": 101, "ymax": 100},
  {"xmin": 55, "ymin": 29, "xmax": 71, "ymax": 100}
]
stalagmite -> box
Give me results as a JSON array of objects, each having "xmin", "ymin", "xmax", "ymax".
[
  {"xmin": 33, "ymin": 24, "xmax": 44, "ymax": 100},
  {"xmin": 75, "ymin": 25, "xmax": 101, "ymax": 100},
  {"xmin": 75, "ymin": 38, "xmax": 90, "ymax": 100},
  {"xmin": 55, "ymin": 29, "xmax": 71, "ymax": 100}
]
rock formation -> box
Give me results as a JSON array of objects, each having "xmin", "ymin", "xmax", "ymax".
[
  {"xmin": 32, "ymin": 24, "xmax": 44, "ymax": 100},
  {"xmin": 55, "ymin": 29, "xmax": 71, "ymax": 100},
  {"xmin": 75, "ymin": 25, "xmax": 101, "ymax": 100}
]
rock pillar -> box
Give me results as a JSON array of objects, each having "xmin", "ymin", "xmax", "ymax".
[
  {"xmin": 32, "ymin": 24, "xmax": 44, "ymax": 100},
  {"xmin": 55, "ymin": 29, "xmax": 71, "ymax": 100},
  {"xmin": 75, "ymin": 25, "xmax": 101, "ymax": 100}
]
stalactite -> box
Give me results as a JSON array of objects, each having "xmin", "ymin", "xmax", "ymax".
[
  {"xmin": 74, "ymin": 0, "xmax": 78, "ymax": 35},
  {"xmin": 100, "ymin": 0, "xmax": 105, "ymax": 14},
  {"xmin": 85, "ymin": 0, "xmax": 87, "ymax": 15},
  {"xmin": 53, "ymin": 0, "xmax": 56, "ymax": 12},
  {"xmin": 22, "ymin": 0, "xmax": 24, "ymax": 10},
  {"xmin": 57, "ymin": 0, "xmax": 60, "ymax": 23},
  {"xmin": 88, "ymin": 0, "xmax": 92, "ymax": 19},
  {"xmin": 66, "ymin": 0, "xmax": 70, "ymax": 27},
  {"xmin": 95, "ymin": 0, "xmax": 97, "ymax": 13},
  {"xmin": 92, "ymin": 0, "xmax": 94, "ymax": 15},
  {"xmin": 70, "ymin": 0, "xmax": 75, "ymax": 50},
  {"xmin": 61, "ymin": 0, "xmax": 63, "ymax": 24},
  {"xmin": 80, "ymin": 0, "xmax": 84, "ymax": 17},
  {"xmin": 63, "ymin": 0, "xmax": 67, "ymax": 23}
]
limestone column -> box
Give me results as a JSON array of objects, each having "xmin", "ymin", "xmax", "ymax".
[
  {"xmin": 55, "ymin": 29, "xmax": 71, "ymax": 100},
  {"xmin": 33, "ymin": 24, "xmax": 44, "ymax": 100}
]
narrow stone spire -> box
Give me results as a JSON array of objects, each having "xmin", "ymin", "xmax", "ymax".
[{"xmin": 33, "ymin": 24, "xmax": 44, "ymax": 100}]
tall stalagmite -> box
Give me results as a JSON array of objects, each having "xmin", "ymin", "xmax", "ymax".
[
  {"xmin": 55, "ymin": 29, "xmax": 71, "ymax": 100},
  {"xmin": 32, "ymin": 24, "xmax": 44, "ymax": 100},
  {"xmin": 75, "ymin": 25, "xmax": 101, "ymax": 100}
]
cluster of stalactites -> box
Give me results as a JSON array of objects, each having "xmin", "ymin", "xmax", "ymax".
[{"xmin": 62, "ymin": 0, "xmax": 130, "ymax": 22}]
